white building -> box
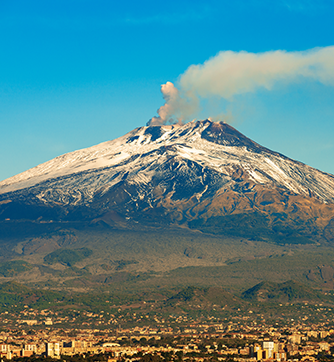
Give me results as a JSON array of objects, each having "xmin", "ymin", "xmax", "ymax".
[{"xmin": 45, "ymin": 342, "xmax": 60, "ymax": 358}]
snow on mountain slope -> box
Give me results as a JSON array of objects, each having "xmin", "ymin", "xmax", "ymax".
[{"xmin": 1, "ymin": 119, "xmax": 334, "ymax": 207}]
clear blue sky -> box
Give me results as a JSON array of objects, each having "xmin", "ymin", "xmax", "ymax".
[{"xmin": 1, "ymin": 0, "xmax": 334, "ymax": 181}]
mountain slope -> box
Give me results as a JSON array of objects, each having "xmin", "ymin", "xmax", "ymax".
[
  {"xmin": 241, "ymin": 280, "xmax": 324, "ymax": 303},
  {"xmin": 1, "ymin": 120, "xmax": 334, "ymax": 245}
]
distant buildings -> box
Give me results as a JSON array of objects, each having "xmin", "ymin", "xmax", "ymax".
[{"xmin": 250, "ymin": 341, "xmax": 287, "ymax": 361}]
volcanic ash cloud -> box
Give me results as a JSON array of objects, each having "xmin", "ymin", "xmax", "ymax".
[
  {"xmin": 148, "ymin": 82, "xmax": 199, "ymax": 126},
  {"xmin": 148, "ymin": 46, "xmax": 334, "ymax": 125}
]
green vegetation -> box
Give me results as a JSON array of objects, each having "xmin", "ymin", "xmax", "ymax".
[
  {"xmin": 0, "ymin": 260, "xmax": 33, "ymax": 277},
  {"xmin": 44, "ymin": 248, "xmax": 93, "ymax": 266},
  {"xmin": 1, "ymin": 280, "xmax": 334, "ymax": 328},
  {"xmin": 0, "ymin": 281, "xmax": 63, "ymax": 309},
  {"xmin": 169, "ymin": 286, "xmax": 198, "ymax": 301},
  {"xmin": 241, "ymin": 280, "xmax": 323, "ymax": 302},
  {"xmin": 167, "ymin": 286, "xmax": 240, "ymax": 307}
]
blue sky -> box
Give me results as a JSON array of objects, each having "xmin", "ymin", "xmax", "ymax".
[{"xmin": 1, "ymin": 0, "xmax": 334, "ymax": 181}]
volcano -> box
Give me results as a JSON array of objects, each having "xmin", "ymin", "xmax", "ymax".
[{"xmin": 1, "ymin": 119, "xmax": 334, "ymax": 245}]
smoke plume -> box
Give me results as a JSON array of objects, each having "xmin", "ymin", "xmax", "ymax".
[
  {"xmin": 149, "ymin": 82, "xmax": 199, "ymax": 125},
  {"xmin": 148, "ymin": 46, "xmax": 334, "ymax": 125}
]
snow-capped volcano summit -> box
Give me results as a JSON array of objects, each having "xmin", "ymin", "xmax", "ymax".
[
  {"xmin": 1, "ymin": 119, "xmax": 334, "ymax": 204},
  {"xmin": 1, "ymin": 120, "xmax": 334, "ymax": 243}
]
